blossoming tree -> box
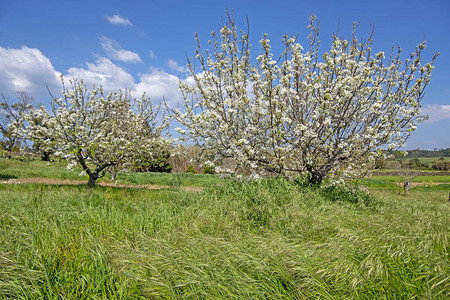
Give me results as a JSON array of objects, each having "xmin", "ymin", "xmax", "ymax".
[
  {"xmin": 0, "ymin": 92, "xmax": 34, "ymax": 157},
  {"xmin": 172, "ymin": 13, "xmax": 438, "ymax": 185},
  {"xmin": 24, "ymin": 78, "xmax": 168, "ymax": 186}
]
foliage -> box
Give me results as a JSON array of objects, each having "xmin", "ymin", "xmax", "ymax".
[
  {"xmin": 405, "ymin": 148, "xmax": 450, "ymax": 158},
  {"xmin": 22, "ymin": 77, "xmax": 168, "ymax": 186},
  {"xmin": 0, "ymin": 179, "xmax": 448, "ymax": 298},
  {"xmin": 373, "ymin": 156, "xmax": 385, "ymax": 169},
  {"xmin": 0, "ymin": 92, "xmax": 34, "ymax": 157},
  {"xmin": 133, "ymin": 146, "xmax": 173, "ymax": 173},
  {"xmin": 185, "ymin": 165, "xmax": 196, "ymax": 174},
  {"xmin": 379, "ymin": 159, "xmax": 402, "ymax": 170},
  {"xmin": 172, "ymin": 12, "xmax": 438, "ymax": 185},
  {"xmin": 432, "ymin": 161, "xmax": 450, "ymax": 171},
  {"xmin": 202, "ymin": 164, "xmax": 215, "ymax": 174},
  {"xmin": 406, "ymin": 158, "xmax": 427, "ymax": 169}
]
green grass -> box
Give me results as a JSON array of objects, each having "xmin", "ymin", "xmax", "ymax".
[
  {"xmin": 401, "ymin": 157, "xmax": 449, "ymax": 163},
  {"xmin": 0, "ymin": 158, "xmax": 220, "ymax": 187},
  {"xmin": 362, "ymin": 174, "xmax": 450, "ymax": 195},
  {"xmin": 114, "ymin": 170, "xmax": 221, "ymax": 187},
  {"xmin": 0, "ymin": 158, "xmax": 83, "ymax": 180},
  {"xmin": 0, "ymin": 158, "xmax": 449, "ymax": 298},
  {"xmin": 367, "ymin": 175, "xmax": 450, "ymax": 184},
  {"xmin": 373, "ymin": 168, "xmax": 445, "ymax": 173},
  {"xmin": 0, "ymin": 176, "xmax": 449, "ymax": 298}
]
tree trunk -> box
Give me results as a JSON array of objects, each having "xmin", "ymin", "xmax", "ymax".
[
  {"xmin": 308, "ymin": 166, "xmax": 330, "ymax": 186},
  {"xmin": 5, "ymin": 146, "xmax": 12, "ymax": 158},
  {"xmin": 110, "ymin": 168, "xmax": 117, "ymax": 181},
  {"xmin": 88, "ymin": 173, "xmax": 99, "ymax": 187},
  {"xmin": 309, "ymin": 171, "xmax": 323, "ymax": 186},
  {"xmin": 404, "ymin": 181, "xmax": 411, "ymax": 195},
  {"xmin": 41, "ymin": 151, "xmax": 51, "ymax": 161}
]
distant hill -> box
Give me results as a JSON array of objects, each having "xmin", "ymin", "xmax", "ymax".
[{"xmin": 404, "ymin": 148, "xmax": 450, "ymax": 158}]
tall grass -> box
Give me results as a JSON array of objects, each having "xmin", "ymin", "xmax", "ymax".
[{"xmin": 1, "ymin": 179, "xmax": 448, "ymax": 299}]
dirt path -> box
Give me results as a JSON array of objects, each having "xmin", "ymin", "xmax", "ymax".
[
  {"xmin": 394, "ymin": 182, "xmax": 449, "ymax": 187},
  {"xmin": 3, "ymin": 177, "xmax": 446, "ymax": 191},
  {"xmin": 372, "ymin": 171, "xmax": 450, "ymax": 176},
  {"xmin": 0, "ymin": 177, "xmax": 203, "ymax": 192}
]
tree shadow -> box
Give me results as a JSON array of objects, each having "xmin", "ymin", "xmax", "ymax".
[{"xmin": 0, "ymin": 174, "xmax": 17, "ymax": 180}]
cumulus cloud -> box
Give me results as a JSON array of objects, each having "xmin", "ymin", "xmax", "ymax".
[
  {"xmin": 106, "ymin": 14, "xmax": 132, "ymax": 26},
  {"xmin": 67, "ymin": 59, "xmax": 184, "ymax": 106},
  {"xmin": 134, "ymin": 68, "xmax": 183, "ymax": 106},
  {"xmin": 0, "ymin": 46, "xmax": 61, "ymax": 97},
  {"xmin": 149, "ymin": 50, "xmax": 157, "ymax": 59},
  {"xmin": 167, "ymin": 59, "xmax": 188, "ymax": 73},
  {"xmin": 67, "ymin": 57, "xmax": 136, "ymax": 92},
  {"xmin": 0, "ymin": 45, "xmax": 186, "ymax": 107},
  {"xmin": 421, "ymin": 104, "xmax": 450, "ymax": 123},
  {"xmin": 100, "ymin": 37, "xmax": 142, "ymax": 63}
]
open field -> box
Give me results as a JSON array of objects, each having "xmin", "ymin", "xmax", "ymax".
[
  {"xmin": 0, "ymin": 158, "xmax": 221, "ymax": 188},
  {"xmin": 0, "ymin": 158, "xmax": 449, "ymax": 299},
  {"xmin": 401, "ymin": 157, "xmax": 450, "ymax": 163}
]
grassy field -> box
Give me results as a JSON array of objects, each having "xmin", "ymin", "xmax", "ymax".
[
  {"xmin": 0, "ymin": 158, "xmax": 449, "ymax": 299},
  {"xmin": 0, "ymin": 158, "xmax": 220, "ymax": 188},
  {"xmin": 401, "ymin": 157, "xmax": 449, "ymax": 163}
]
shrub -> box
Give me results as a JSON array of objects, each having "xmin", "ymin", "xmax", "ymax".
[
  {"xmin": 202, "ymin": 165, "xmax": 215, "ymax": 174},
  {"xmin": 407, "ymin": 158, "xmax": 426, "ymax": 169},
  {"xmin": 185, "ymin": 165, "xmax": 196, "ymax": 174},
  {"xmin": 374, "ymin": 157, "xmax": 385, "ymax": 169},
  {"xmin": 432, "ymin": 161, "xmax": 450, "ymax": 171},
  {"xmin": 381, "ymin": 160, "xmax": 401, "ymax": 170},
  {"xmin": 133, "ymin": 148, "xmax": 173, "ymax": 173}
]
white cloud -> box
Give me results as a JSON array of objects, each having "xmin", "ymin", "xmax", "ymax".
[
  {"xmin": 421, "ymin": 104, "xmax": 450, "ymax": 123},
  {"xmin": 0, "ymin": 45, "xmax": 186, "ymax": 107},
  {"xmin": 67, "ymin": 59, "xmax": 184, "ymax": 106},
  {"xmin": 100, "ymin": 37, "xmax": 142, "ymax": 63},
  {"xmin": 67, "ymin": 57, "xmax": 136, "ymax": 92},
  {"xmin": 149, "ymin": 50, "xmax": 157, "ymax": 59},
  {"xmin": 0, "ymin": 46, "xmax": 61, "ymax": 97},
  {"xmin": 106, "ymin": 14, "xmax": 132, "ymax": 26},
  {"xmin": 167, "ymin": 59, "xmax": 188, "ymax": 73},
  {"xmin": 134, "ymin": 68, "xmax": 183, "ymax": 106}
]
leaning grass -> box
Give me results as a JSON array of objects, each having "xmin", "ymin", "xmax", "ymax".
[
  {"xmin": 0, "ymin": 178, "xmax": 448, "ymax": 299},
  {"xmin": 114, "ymin": 171, "xmax": 221, "ymax": 187}
]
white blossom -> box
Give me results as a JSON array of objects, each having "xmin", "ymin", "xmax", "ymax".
[
  {"xmin": 23, "ymin": 77, "xmax": 168, "ymax": 185},
  {"xmin": 171, "ymin": 12, "xmax": 438, "ymax": 185}
]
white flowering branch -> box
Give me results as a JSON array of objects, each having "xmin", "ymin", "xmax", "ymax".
[
  {"xmin": 23, "ymin": 77, "xmax": 168, "ymax": 186},
  {"xmin": 172, "ymin": 11, "xmax": 438, "ymax": 185}
]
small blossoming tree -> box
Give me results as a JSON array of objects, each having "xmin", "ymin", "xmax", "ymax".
[
  {"xmin": 0, "ymin": 92, "xmax": 34, "ymax": 157},
  {"xmin": 172, "ymin": 12, "xmax": 438, "ymax": 185},
  {"xmin": 24, "ymin": 78, "xmax": 168, "ymax": 186}
]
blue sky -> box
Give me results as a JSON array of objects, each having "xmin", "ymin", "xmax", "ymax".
[{"xmin": 0, "ymin": 0, "xmax": 449, "ymax": 150}]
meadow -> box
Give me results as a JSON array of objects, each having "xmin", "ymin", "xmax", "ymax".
[{"xmin": 0, "ymin": 158, "xmax": 449, "ymax": 299}]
